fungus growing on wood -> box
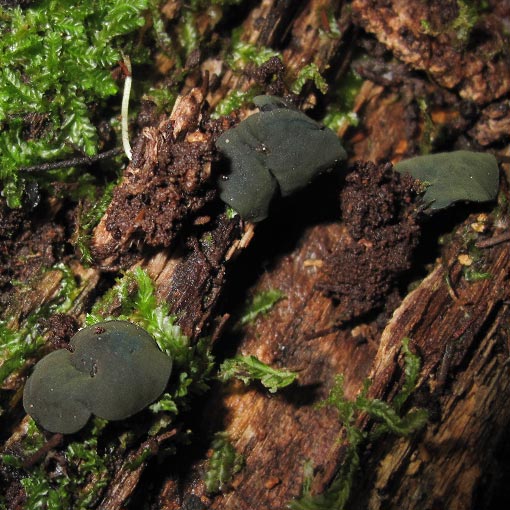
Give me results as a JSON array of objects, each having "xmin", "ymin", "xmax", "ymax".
[
  {"xmin": 395, "ymin": 150, "xmax": 499, "ymax": 211},
  {"xmin": 216, "ymin": 95, "xmax": 347, "ymax": 222},
  {"xmin": 23, "ymin": 320, "xmax": 172, "ymax": 434}
]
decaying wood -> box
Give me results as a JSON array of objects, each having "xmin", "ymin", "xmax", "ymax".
[
  {"xmin": 2, "ymin": 0, "xmax": 510, "ymax": 508},
  {"xmin": 160, "ymin": 210, "xmax": 508, "ymax": 510},
  {"xmin": 351, "ymin": 0, "xmax": 510, "ymax": 104},
  {"xmin": 92, "ymin": 3, "xmax": 354, "ymax": 507},
  {"xmin": 355, "ymin": 244, "xmax": 510, "ymax": 510}
]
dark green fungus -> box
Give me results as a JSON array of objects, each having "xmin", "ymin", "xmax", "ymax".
[
  {"xmin": 23, "ymin": 320, "xmax": 172, "ymax": 434},
  {"xmin": 395, "ymin": 150, "xmax": 499, "ymax": 211},
  {"xmin": 216, "ymin": 95, "xmax": 347, "ymax": 222},
  {"xmin": 253, "ymin": 95, "xmax": 297, "ymax": 112}
]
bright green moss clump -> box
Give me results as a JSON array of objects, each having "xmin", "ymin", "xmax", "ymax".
[
  {"xmin": 0, "ymin": 0, "xmax": 149, "ymax": 207},
  {"xmin": 2, "ymin": 418, "xmax": 110, "ymax": 510}
]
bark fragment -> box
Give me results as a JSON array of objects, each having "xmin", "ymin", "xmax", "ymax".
[{"xmin": 351, "ymin": 0, "xmax": 510, "ymax": 104}]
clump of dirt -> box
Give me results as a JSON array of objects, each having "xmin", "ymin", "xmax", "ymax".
[
  {"xmin": 91, "ymin": 113, "xmax": 223, "ymax": 266},
  {"xmin": 250, "ymin": 56, "xmax": 286, "ymax": 97},
  {"xmin": 317, "ymin": 161, "xmax": 420, "ymax": 319},
  {"xmin": 105, "ymin": 130, "xmax": 216, "ymax": 248},
  {"xmin": 40, "ymin": 313, "xmax": 79, "ymax": 350}
]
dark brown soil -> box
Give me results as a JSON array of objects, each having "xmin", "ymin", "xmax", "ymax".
[
  {"xmin": 0, "ymin": 198, "xmax": 66, "ymax": 309},
  {"xmin": 95, "ymin": 123, "xmax": 218, "ymax": 262},
  {"xmin": 317, "ymin": 161, "xmax": 420, "ymax": 318},
  {"xmin": 40, "ymin": 313, "xmax": 79, "ymax": 350}
]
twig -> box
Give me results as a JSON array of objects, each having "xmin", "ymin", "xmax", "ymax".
[
  {"xmin": 475, "ymin": 231, "xmax": 510, "ymax": 248},
  {"xmin": 19, "ymin": 147, "xmax": 123, "ymax": 173},
  {"xmin": 22, "ymin": 433, "xmax": 63, "ymax": 469}
]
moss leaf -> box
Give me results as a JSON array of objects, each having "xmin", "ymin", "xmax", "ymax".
[{"xmin": 218, "ymin": 355, "xmax": 297, "ymax": 393}]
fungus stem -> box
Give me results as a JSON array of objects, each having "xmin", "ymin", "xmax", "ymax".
[{"xmin": 121, "ymin": 55, "xmax": 133, "ymax": 161}]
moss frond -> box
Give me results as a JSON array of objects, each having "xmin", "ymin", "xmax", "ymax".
[{"xmin": 0, "ymin": 0, "xmax": 149, "ymax": 206}]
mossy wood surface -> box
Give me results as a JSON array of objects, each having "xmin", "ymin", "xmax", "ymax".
[{"xmin": 1, "ymin": 1, "xmax": 510, "ymax": 509}]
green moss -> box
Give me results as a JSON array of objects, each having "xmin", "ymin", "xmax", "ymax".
[
  {"xmin": 125, "ymin": 446, "xmax": 153, "ymax": 471},
  {"xmin": 323, "ymin": 110, "xmax": 358, "ymax": 133},
  {"xmin": 420, "ymin": 19, "xmax": 433, "ymax": 33},
  {"xmin": 459, "ymin": 238, "xmax": 491, "ymax": 282},
  {"xmin": 218, "ymin": 355, "xmax": 297, "ymax": 393},
  {"xmin": 0, "ymin": 0, "xmax": 149, "ymax": 207},
  {"xmin": 143, "ymin": 86, "xmax": 178, "ymax": 115},
  {"xmin": 88, "ymin": 267, "xmax": 186, "ymax": 361},
  {"xmin": 318, "ymin": 7, "xmax": 342, "ymax": 39},
  {"xmin": 290, "ymin": 437, "xmax": 360, "ymax": 510},
  {"xmin": 1, "ymin": 418, "xmax": 109, "ymax": 510},
  {"xmin": 392, "ymin": 337, "xmax": 422, "ymax": 413},
  {"xmin": 218, "ymin": 289, "xmax": 297, "ymax": 393},
  {"xmin": 463, "ymin": 268, "xmax": 491, "ymax": 281},
  {"xmin": 213, "ymin": 89, "xmax": 258, "ymax": 117},
  {"xmin": 299, "ymin": 459, "xmax": 315, "ymax": 498},
  {"xmin": 225, "ymin": 205, "xmax": 239, "ymax": 219},
  {"xmin": 420, "ymin": 0, "xmax": 484, "ymax": 45},
  {"xmin": 417, "ymin": 97, "xmax": 435, "ymax": 155},
  {"xmin": 148, "ymin": 0, "xmax": 177, "ymax": 58},
  {"xmin": 291, "ymin": 63, "xmax": 328, "ymax": 95},
  {"xmin": 172, "ymin": 0, "xmax": 247, "ymax": 59},
  {"xmin": 322, "ymin": 68, "xmax": 363, "ymax": 133},
  {"xmin": 290, "ymin": 338, "xmax": 427, "ymax": 510},
  {"xmin": 148, "ymin": 393, "xmax": 179, "ymax": 414},
  {"xmin": 0, "ymin": 263, "xmax": 81, "ymax": 384},
  {"xmin": 179, "ymin": 9, "xmax": 201, "ymax": 56},
  {"xmin": 204, "ymin": 432, "xmax": 244, "ymax": 493},
  {"xmin": 208, "ymin": 26, "xmax": 283, "ymax": 118},
  {"xmin": 74, "ymin": 180, "xmax": 118, "ymax": 264},
  {"xmin": 227, "ymin": 27, "xmax": 281, "ymax": 71},
  {"xmin": 239, "ymin": 288, "xmax": 285, "ymax": 326},
  {"xmin": 456, "ymin": 224, "xmax": 494, "ymax": 282},
  {"xmin": 452, "ymin": 0, "xmax": 479, "ymax": 43},
  {"xmin": 130, "ymin": 268, "xmax": 190, "ymax": 361}
]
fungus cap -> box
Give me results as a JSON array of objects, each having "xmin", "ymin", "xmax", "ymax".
[
  {"xmin": 23, "ymin": 320, "xmax": 172, "ymax": 433},
  {"xmin": 395, "ymin": 151, "xmax": 499, "ymax": 211},
  {"xmin": 216, "ymin": 121, "xmax": 278, "ymax": 222},
  {"xmin": 216, "ymin": 95, "xmax": 347, "ymax": 222},
  {"xmin": 23, "ymin": 349, "xmax": 92, "ymax": 434}
]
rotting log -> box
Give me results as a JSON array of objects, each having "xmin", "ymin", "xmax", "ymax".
[
  {"xmin": 355, "ymin": 244, "xmax": 510, "ymax": 510},
  {"xmin": 160, "ymin": 208, "xmax": 509, "ymax": 510},
  {"xmin": 2, "ymin": 0, "xmax": 510, "ymax": 509}
]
